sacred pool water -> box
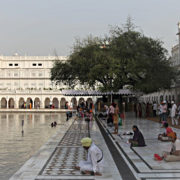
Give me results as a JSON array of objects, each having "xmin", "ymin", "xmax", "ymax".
[{"xmin": 0, "ymin": 112, "xmax": 66, "ymax": 180}]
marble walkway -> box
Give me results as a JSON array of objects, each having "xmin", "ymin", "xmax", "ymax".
[
  {"xmin": 10, "ymin": 116, "xmax": 121, "ymax": 180},
  {"xmin": 98, "ymin": 113, "xmax": 180, "ymax": 180}
]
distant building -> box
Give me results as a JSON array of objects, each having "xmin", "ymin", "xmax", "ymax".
[
  {"xmin": 0, "ymin": 55, "xmax": 95, "ymax": 109},
  {"xmin": 171, "ymin": 44, "xmax": 180, "ymax": 67},
  {"xmin": 0, "ymin": 55, "xmax": 67, "ymax": 90}
]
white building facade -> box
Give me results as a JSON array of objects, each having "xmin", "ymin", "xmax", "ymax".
[{"xmin": 0, "ymin": 55, "xmax": 95, "ymax": 109}]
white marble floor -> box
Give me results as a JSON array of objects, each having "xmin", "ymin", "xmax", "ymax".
[
  {"xmin": 10, "ymin": 116, "xmax": 121, "ymax": 180},
  {"xmin": 99, "ymin": 112, "xmax": 180, "ymax": 180}
]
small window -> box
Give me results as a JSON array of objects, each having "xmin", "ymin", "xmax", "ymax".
[
  {"xmin": 14, "ymin": 73, "xmax": 18, "ymax": 77},
  {"xmin": 32, "ymin": 73, "xmax": 36, "ymax": 77},
  {"xmin": 32, "ymin": 63, "xmax": 36, "ymax": 66},
  {"xmin": 39, "ymin": 73, "xmax": 42, "ymax": 77},
  {"xmin": 14, "ymin": 64, "xmax": 18, "ymax": 66},
  {"xmin": 38, "ymin": 63, "xmax": 42, "ymax": 66},
  {"xmin": 9, "ymin": 64, "xmax": 13, "ymax": 66}
]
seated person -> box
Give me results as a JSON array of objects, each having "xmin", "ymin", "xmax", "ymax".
[
  {"xmin": 129, "ymin": 125, "xmax": 146, "ymax": 147},
  {"xmin": 159, "ymin": 133, "xmax": 180, "ymax": 161},
  {"xmin": 158, "ymin": 123, "xmax": 175, "ymax": 141},
  {"xmin": 75, "ymin": 137, "xmax": 103, "ymax": 175}
]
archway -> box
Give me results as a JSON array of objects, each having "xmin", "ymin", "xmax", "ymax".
[
  {"xmin": 160, "ymin": 95, "xmax": 163, "ymax": 102},
  {"xmin": 169, "ymin": 95, "xmax": 172, "ymax": 102},
  {"xmin": 78, "ymin": 98, "xmax": 85, "ymax": 105},
  {"xmin": 53, "ymin": 98, "xmax": 59, "ymax": 108},
  {"xmin": 19, "ymin": 98, "xmax": 25, "ymax": 108},
  {"xmin": 86, "ymin": 98, "xmax": 93, "ymax": 109},
  {"xmin": 60, "ymin": 98, "xmax": 66, "ymax": 109},
  {"xmin": 1, "ymin": 98, "xmax": 7, "ymax": 108},
  {"xmin": 8, "ymin": 98, "xmax": 15, "ymax": 108},
  {"xmin": 71, "ymin": 97, "xmax": 77, "ymax": 109},
  {"xmin": 45, "ymin": 98, "xmax": 50, "ymax": 108},
  {"xmin": 27, "ymin": 97, "xmax": 33, "ymax": 109},
  {"xmin": 34, "ymin": 97, "xmax": 40, "ymax": 109},
  {"xmin": 78, "ymin": 98, "xmax": 85, "ymax": 109}
]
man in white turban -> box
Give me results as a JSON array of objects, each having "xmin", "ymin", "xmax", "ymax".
[{"xmin": 75, "ymin": 137, "xmax": 103, "ymax": 176}]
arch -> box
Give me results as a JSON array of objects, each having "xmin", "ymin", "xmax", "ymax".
[
  {"xmin": 34, "ymin": 97, "xmax": 40, "ymax": 109},
  {"xmin": 79, "ymin": 98, "xmax": 85, "ymax": 109},
  {"xmin": 160, "ymin": 95, "xmax": 163, "ymax": 102},
  {"xmin": 169, "ymin": 95, "xmax": 171, "ymax": 102},
  {"xmin": 26, "ymin": 97, "xmax": 33, "ymax": 109},
  {"xmin": 1, "ymin": 98, "xmax": 7, "ymax": 108},
  {"xmin": 71, "ymin": 97, "xmax": 77, "ymax": 109},
  {"xmin": 53, "ymin": 97, "xmax": 59, "ymax": 108},
  {"xmin": 8, "ymin": 98, "xmax": 15, "ymax": 108},
  {"xmin": 151, "ymin": 96, "xmax": 154, "ymax": 102},
  {"xmin": 60, "ymin": 98, "xmax": 66, "ymax": 109},
  {"xmin": 86, "ymin": 98, "xmax": 93, "ymax": 109},
  {"xmin": 19, "ymin": 97, "xmax": 25, "ymax": 108},
  {"xmin": 45, "ymin": 97, "xmax": 50, "ymax": 108},
  {"xmin": 78, "ymin": 97, "xmax": 85, "ymax": 105},
  {"xmin": 165, "ymin": 95, "xmax": 168, "ymax": 101}
]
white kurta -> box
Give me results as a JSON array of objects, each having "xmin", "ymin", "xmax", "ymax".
[
  {"xmin": 79, "ymin": 142, "xmax": 104, "ymax": 173},
  {"xmin": 171, "ymin": 104, "xmax": 177, "ymax": 117}
]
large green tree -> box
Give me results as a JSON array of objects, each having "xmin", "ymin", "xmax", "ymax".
[{"xmin": 51, "ymin": 23, "xmax": 177, "ymax": 93}]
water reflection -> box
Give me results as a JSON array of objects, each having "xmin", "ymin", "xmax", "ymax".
[{"xmin": 0, "ymin": 112, "xmax": 66, "ymax": 180}]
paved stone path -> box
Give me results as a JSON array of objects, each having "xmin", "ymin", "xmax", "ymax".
[
  {"xmin": 98, "ymin": 112, "xmax": 180, "ymax": 180},
  {"xmin": 10, "ymin": 116, "xmax": 121, "ymax": 180},
  {"xmin": 37, "ymin": 120, "xmax": 89, "ymax": 178}
]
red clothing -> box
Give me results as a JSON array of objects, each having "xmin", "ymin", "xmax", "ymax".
[{"xmin": 166, "ymin": 127, "xmax": 173, "ymax": 135}]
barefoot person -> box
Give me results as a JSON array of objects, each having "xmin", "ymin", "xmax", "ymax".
[
  {"xmin": 113, "ymin": 103, "xmax": 119, "ymax": 134},
  {"xmin": 129, "ymin": 125, "xmax": 146, "ymax": 148},
  {"xmin": 155, "ymin": 133, "xmax": 180, "ymax": 161},
  {"xmin": 158, "ymin": 122, "xmax": 175, "ymax": 141},
  {"xmin": 75, "ymin": 137, "xmax": 103, "ymax": 176}
]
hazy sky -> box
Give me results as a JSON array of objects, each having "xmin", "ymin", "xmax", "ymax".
[{"xmin": 0, "ymin": 0, "xmax": 180, "ymax": 56}]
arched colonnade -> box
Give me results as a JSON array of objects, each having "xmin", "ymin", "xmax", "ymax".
[{"xmin": 0, "ymin": 96, "xmax": 94, "ymax": 109}]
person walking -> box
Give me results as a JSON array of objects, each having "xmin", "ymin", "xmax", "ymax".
[
  {"xmin": 65, "ymin": 102, "xmax": 69, "ymax": 121},
  {"xmin": 108, "ymin": 103, "xmax": 114, "ymax": 125},
  {"xmin": 141, "ymin": 102, "xmax": 146, "ymax": 118},
  {"xmin": 171, "ymin": 101, "xmax": 177, "ymax": 125},
  {"xmin": 113, "ymin": 103, "xmax": 119, "ymax": 134},
  {"xmin": 153, "ymin": 101, "xmax": 157, "ymax": 117},
  {"xmin": 162, "ymin": 101, "xmax": 167, "ymax": 124}
]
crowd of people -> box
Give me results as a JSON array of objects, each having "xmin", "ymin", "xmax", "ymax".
[
  {"xmin": 134, "ymin": 100, "xmax": 180, "ymax": 126},
  {"xmin": 99, "ymin": 101, "xmax": 180, "ymax": 163}
]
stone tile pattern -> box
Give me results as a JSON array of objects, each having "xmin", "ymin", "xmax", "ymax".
[
  {"xmin": 40, "ymin": 120, "xmax": 90, "ymax": 176},
  {"xmin": 42, "ymin": 147, "xmax": 86, "ymax": 176}
]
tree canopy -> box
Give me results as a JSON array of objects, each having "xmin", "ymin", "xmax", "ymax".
[{"xmin": 51, "ymin": 21, "xmax": 177, "ymax": 93}]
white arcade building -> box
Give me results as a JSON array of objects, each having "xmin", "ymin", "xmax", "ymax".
[{"xmin": 0, "ymin": 55, "xmax": 95, "ymax": 109}]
